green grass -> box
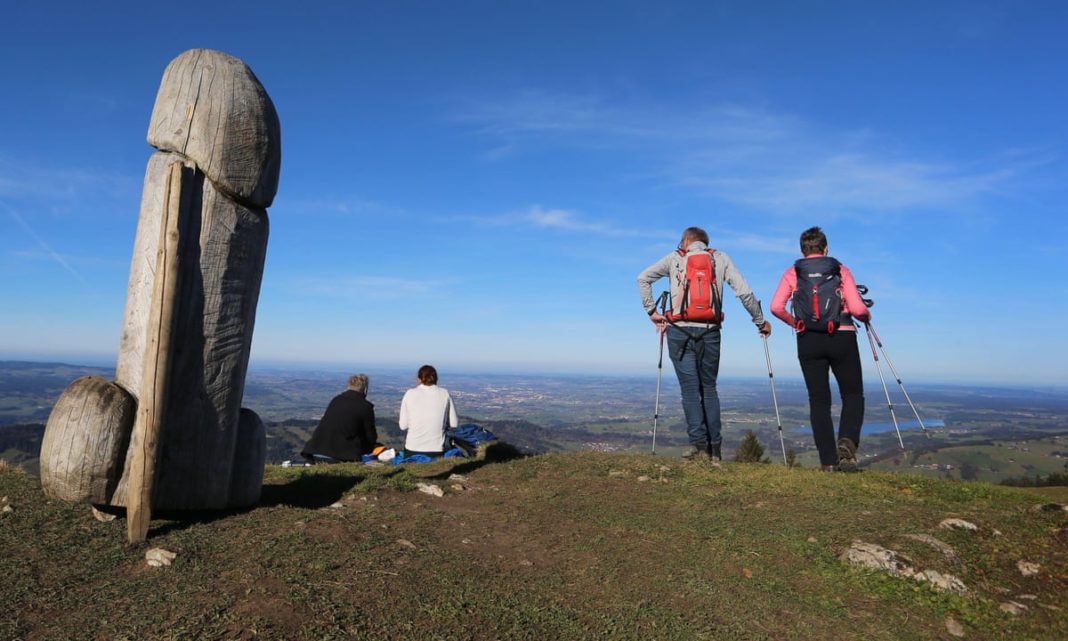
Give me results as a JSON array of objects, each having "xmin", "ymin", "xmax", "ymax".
[{"xmin": 1, "ymin": 453, "xmax": 1066, "ymax": 640}]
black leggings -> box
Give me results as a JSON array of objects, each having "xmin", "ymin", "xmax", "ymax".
[{"xmin": 797, "ymin": 331, "xmax": 865, "ymax": 465}]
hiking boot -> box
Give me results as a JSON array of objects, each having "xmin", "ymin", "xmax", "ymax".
[
  {"xmin": 707, "ymin": 443, "xmax": 722, "ymax": 462},
  {"xmin": 837, "ymin": 438, "xmax": 859, "ymax": 473},
  {"xmin": 683, "ymin": 444, "xmax": 706, "ymax": 461}
]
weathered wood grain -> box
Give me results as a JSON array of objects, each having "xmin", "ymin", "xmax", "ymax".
[
  {"xmin": 147, "ymin": 48, "xmax": 281, "ymax": 208},
  {"xmin": 39, "ymin": 376, "xmax": 135, "ymax": 503},
  {"xmin": 228, "ymin": 408, "xmax": 266, "ymax": 508},
  {"xmin": 41, "ymin": 49, "xmax": 277, "ymax": 518},
  {"xmin": 127, "ymin": 161, "xmax": 185, "ymax": 543}
]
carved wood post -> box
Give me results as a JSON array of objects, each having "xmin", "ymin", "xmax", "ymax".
[{"xmin": 127, "ymin": 162, "xmax": 184, "ymax": 543}]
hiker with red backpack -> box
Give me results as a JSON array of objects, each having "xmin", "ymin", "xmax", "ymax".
[
  {"xmin": 770, "ymin": 226, "xmax": 871, "ymax": 472},
  {"xmin": 638, "ymin": 227, "xmax": 772, "ymax": 461}
]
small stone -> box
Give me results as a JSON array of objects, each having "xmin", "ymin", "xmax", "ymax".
[
  {"xmin": 145, "ymin": 548, "xmax": 177, "ymax": 567},
  {"xmin": 1017, "ymin": 560, "xmax": 1040, "ymax": 577},
  {"xmin": 637, "ymin": 475, "xmax": 651, "ymax": 482},
  {"xmin": 807, "ymin": 537, "xmax": 818, "ymax": 544},
  {"xmin": 2, "ymin": 504, "xmax": 13, "ymax": 514},
  {"xmin": 904, "ymin": 533, "xmax": 957, "ymax": 559},
  {"xmin": 999, "ymin": 601, "xmax": 1028, "ymax": 616},
  {"xmin": 461, "ymin": 538, "xmax": 472, "ymax": 545},
  {"xmin": 519, "ymin": 560, "xmax": 533, "ymax": 566},
  {"xmin": 939, "ymin": 518, "xmax": 978, "ymax": 532},
  {"xmin": 754, "ymin": 502, "xmax": 766, "ymax": 508},
  {"xmin": 658, "ymin": 465, "xmax": 671, "ymax": 472},
  {"xmin": 447, "ymin": 474, "xmax": 469, "ymax": 483},
  {"xmin": 914, "ymin": 569, "xmax": 967, "ymax": 595},
  {"xmin": 416, "ymin": 483, "xmax": 444, "ymax": 497},
  {"xmin": 328, "ymin": 502, "xmax": 344, "ymax": 509},
  {"xmin": 91, "ymin": 506, "xmax": 117, "ymax": 522},
  {"xmin": 1016, "ymin": 594, "xmax": 1038, "ymax": 600},
  {"xmin": 450, "ymin": 484, "xmax": 465, "ymax": 492},
  {"xmin": 945, "ymin": 616, "xmax": 965, "ymax": 638},
  {"xmin": 840, "ymin": 541, "xmax": 914, "ymax": 576},
  {"xmin": 608, "ymin": 470, "xmax": 626, "ymax": 477},
  {"xmin": 396, "ymin": 539, "xmax": 417, "ymax": 550},
  {"xmin": 992, "ymin": 529, "xmax": 1003, "ymax": 537},
  {"xmin": 1030, "ymin": 502, "xmax": 1068, "ymax": 513}
]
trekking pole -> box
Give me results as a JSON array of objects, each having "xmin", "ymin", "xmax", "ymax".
[
  {"xmin": 862, "ymin": 322, "xmax": 905, "ymax": 450},
  {"xmin": 651, "ymin": 291, "xmax": 670, "ymax": 454},
  {"xmin": 652, "ymin": 327, "xmax": 665, "ymax": 455},
  {"xmin": 761, "ymin": 333, "xmax": 788, "ymax": 466},
  {"xmin": 865, "ymin": 322, "xmax": 930, "ymax": 439}
]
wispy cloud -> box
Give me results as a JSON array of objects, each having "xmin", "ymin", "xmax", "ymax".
[
  {"xmin": 4, "ymin": 206, "xmax": 85, "ymax": 282},
  {"xmin": 0, "ymin": 155, "xmax": 138, "ymax": 206},
  {"xmin": 10, "ymin": 249, "xmax": 124, "ymax": 268},
  {"xmin": 292, "ymin": 275, "xmax": 450, "ymax": 300},
  {"xmin": 451, "ymin": 92, "xmax": 1042, "ymax": 214},
  {"xmin": 271, "ymin": 194, "xmax": 403, "ymax": 217},
  {"xmin": 450, "ymin": 205, "xmax": 669, "ymax": 239}
]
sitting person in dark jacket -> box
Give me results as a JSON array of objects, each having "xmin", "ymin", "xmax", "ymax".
[{"xmin": 301, "ymin": 374, "xmax": 378, "ymax": 463}]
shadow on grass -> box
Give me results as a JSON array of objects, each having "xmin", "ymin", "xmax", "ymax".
[
  {"xmin": 424, "ymin": 441, "xmax": 526, "ymax": 479},
  {"xmin": 258, "ymin": 467, "xmax": 401, "ymax": 509},
  {"xmin": 141, "ymin": 466, "xmax": 403, "ymax": 538},
  {"xmin": 133, "ymin": 443, "xmax": 525, "ymax": 539}
]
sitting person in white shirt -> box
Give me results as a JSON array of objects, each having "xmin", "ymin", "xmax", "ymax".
[{"xmin": 398, "ymin": 364, "xmax": 459, "ymax": 456}]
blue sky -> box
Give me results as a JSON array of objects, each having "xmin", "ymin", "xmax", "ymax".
[{"xmin": 1, "ymin": 1, "xmax": 1065, "ymax": 384}]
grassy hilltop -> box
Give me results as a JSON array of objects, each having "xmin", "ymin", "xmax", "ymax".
[{"xmin": 1, "ymin": 451, "xmax": 1066, "ymax": 641}]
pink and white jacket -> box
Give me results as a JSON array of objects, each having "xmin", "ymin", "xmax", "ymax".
[{"xmin": 770, "ymin": 254, "xmax": 871, "ymax": 332}]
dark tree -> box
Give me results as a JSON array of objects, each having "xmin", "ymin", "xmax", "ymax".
[{"xmin": 734, "ymin": 430, "xmax": 767, "ymax": 463}]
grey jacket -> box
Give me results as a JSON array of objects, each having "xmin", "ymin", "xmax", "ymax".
[{"xmin": 637, "ymin": 241, "xmax": 765, "ymax": 328}]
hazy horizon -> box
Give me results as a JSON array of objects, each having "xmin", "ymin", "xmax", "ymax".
[
  {"xmin": 2, "ymin": 3, "xmax": 1066, "ymax": 385},
  {"xmin": 3, "ymin": 354, "xmax": 1066, "ymax": 391}
]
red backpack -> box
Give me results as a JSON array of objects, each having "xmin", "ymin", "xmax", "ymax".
[{"xmin": 665, "ymin": 249, "xmax": 723, "ymax": 324}]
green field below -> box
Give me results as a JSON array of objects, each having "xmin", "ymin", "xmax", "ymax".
[{"xmin": 2, "ymin": 450, "xmax": 1066, "ymax": 641}]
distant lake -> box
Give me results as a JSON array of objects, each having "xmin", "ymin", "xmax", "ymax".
[{"xmin": 790, "ymin": 419, "xmax": 945, "ymax": 434}]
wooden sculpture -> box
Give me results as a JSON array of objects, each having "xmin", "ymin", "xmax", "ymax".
[{"xmin": 38, "ymin": 49, "xmax": 281, "ymax": 542}]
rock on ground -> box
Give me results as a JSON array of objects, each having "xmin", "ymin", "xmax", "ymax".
[
  {"xmin": 1031, "ymin": 502, "xmax": 1068, "ymax": 513},
  {"xmin": 1017, "ymin": 560, "xmax": 1040, "ymax": 577},
  {"xmin": 840, "ymin": 541, "xmax": 913, "ymax": 576},
  {"xmin": 904, "ymin": 533, "xmax": 957, "ymax": 559},
  {"xmin": 146, "ymin": 548, "xmax": 177, "ymax": 567},
  {"xmin": 939, "ymin": 518, "xmax": 979, "ymax": 532},
  {"xmin": 841, "ymin": 541, "xmax": 967, "ymax": 594},
  {"xmin": 945, "ymin": 617, "xmax": 965, "ymax": 638},
  {"xmin": 914, "ymin": 569, "xmax": 967, "ymax": 595},
  {"xmin": 417, "ymin": 483, "xmax": 444, "ymax": 497}
]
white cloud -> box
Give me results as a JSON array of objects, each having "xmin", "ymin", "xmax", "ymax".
[
  {"xmin": 0, "ymin": 155, "xmax": 137, "ymax": 205},
  {"xmin": 291, "ymin": 275, "xmax": 449, "ymax": 300},
  {"xmin": 271, "ymin": 194, "xmax": 403, "ymax": 217},
  {"xmin": 450, "ymin": 205, "xmax": 669, "ymax": 239},
  {"xmin": 452, "ymin": 93, "xmax": 1038, "ymax": 214},
  {"xmin": 3, "ymin": 205, "xmax": 85, "ymax": 282}
]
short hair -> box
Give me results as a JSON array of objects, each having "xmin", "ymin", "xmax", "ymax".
[
  {"xmin": 800, "ymin": 226, "xmax": 827, "ymax": 255},
  {"xmin": 417, "ymin": 365, "xmax": 438, "ymax": 386},
  {"xmin": 682, "ymin": 226, "xmax": 709, "ymax": 245},
  {"xmin": 347, "ymin": 374, "xmax": 369, "ymax": 394}
]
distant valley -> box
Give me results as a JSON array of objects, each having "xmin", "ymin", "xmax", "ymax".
[{"xmin": 2, "ymin": 360, "xmax": 1066, "ymax": 483}]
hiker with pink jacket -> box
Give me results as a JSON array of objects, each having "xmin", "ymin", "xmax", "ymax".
[{"xmin": 770, "ymin": 226, "xmax": 871, "ymax": 472}]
